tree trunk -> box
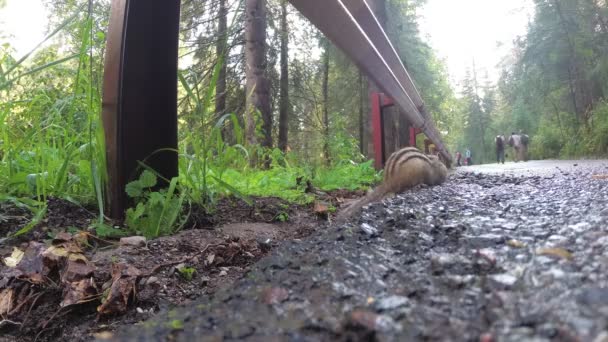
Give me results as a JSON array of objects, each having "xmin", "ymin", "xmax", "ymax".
[
  {"xmin": 216, "ymin": 0, "xmax": 229, "ymax": 140},
  {"xmin": 278, "ymin": 0, "xmax": 290, "ymax": 152},
  {"xmin": 322, "ymin": 40, "xmax": 331, "ymax": 166},
  {"xmin": 245, "ymin": 0, "xmax": 272, "ymax": 149}
]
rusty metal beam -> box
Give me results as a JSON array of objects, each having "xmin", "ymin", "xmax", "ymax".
[
  {"xmin": 287, "ymin": 0, "xmax": 452, "ymax": 164},
  {"xmin": 102, "ymin": 0, "xmax": 181, "ymax": 219}
]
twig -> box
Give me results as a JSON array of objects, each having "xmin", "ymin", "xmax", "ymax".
[
  {"xmin": 84, "ymin": 232, "xmax": 120, "ymax": 246},
  {"xmin": 0, "ymin": 319, "xmax": 22, "ymax": 327},
  {"xmin": 143, "ymin": 243, "xmax": 223, "ymax": 277},
  {"xmin": 41, "ymin": 306, "xmax": 71, "ymax": 330},
  {"xmin": 9, "ymin": 288, "xmax": 36, "ymax": 316},
  {"xmin": 20, "ymin": 291, "xmax": 46, "ymax": 331}
]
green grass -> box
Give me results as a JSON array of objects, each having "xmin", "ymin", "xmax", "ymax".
[{"xmin": 0, "ymin": 8, "xmax": 381, "ymax": 239}]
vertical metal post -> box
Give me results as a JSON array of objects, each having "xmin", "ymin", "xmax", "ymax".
[
  {"xmin": 371, "ymin": 92, "xmax": 384, "ymax": 170},
  {"xmin": 102, "ymin": 0, "xmax": 181, "ymax": 219}
]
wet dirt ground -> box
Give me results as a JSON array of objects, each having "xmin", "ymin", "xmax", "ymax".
[
  {"xmin": 111, "ymin": 160, "xmax": 608, "ymax": 341},
  {"xmin": 0, "ymin": 195, "xmax": 343, "ymax": 342}
]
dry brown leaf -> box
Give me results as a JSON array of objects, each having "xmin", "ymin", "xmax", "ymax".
[
  {"xmin": 61, "ymin": 278, "xmax": 98, "ymax": 307},
  {"xmin": 314, "ymin": 202, "xmax": 329, "ymax": 214},
  {"xmin": 206, "ymin": 253, "xmax": 215, "ymax": 266},
  {"xmin": 62, "ymin": 259, "xmax": 95, "ymax": 283},
  {"xmin": 73, "ymin": 232, "xmax": 89, "ymax": 247},
  {"xmin": 3, "ymin": 247, "xmax": 24, "ymax": 268},
  {"xmin": 507, "ymin": 239, "xmax": 527, "ymax": 248},
  {"xmin": 97, "ymin": 263, "xmax": 141, "ymax": 315},
  {"xmin": 93, "ymin": 331, "xmax": 114, "ymax": 340},
  {"xmin": 44, "ymin": 245, "xmax": 69, "ymax": 259},
  {"xmin": 537, "ymin": 247, "xmax": 573, "ymax": 260},
  {"xmin": 592, "ymin": 174, "xmax": 608, "ymax": 180},
  {"xmin": 0, "ymin": 288, "xmax": 14, "ymax": 316},
  {"xmin": 53, "ymin": 232, "xmax": 74, "ymax": 243},
  {"xmin": 16, "ymin": 242, "xmax": 46, "ymax": 276}
]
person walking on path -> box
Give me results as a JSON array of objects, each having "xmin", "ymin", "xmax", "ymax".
[
  {"xmin": 495, "ymin": 135, "xmax": 505, "ymax": 164},
  {"xmin": 456, "ymin": 151, "xmax": 462, "ymax": 167},
  {"xmin": 465, "ymin": 148, "xmax": 472, "ymax": 166}
]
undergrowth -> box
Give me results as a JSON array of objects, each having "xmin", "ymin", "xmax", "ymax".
[{"xmin": 0, "ymin": 8, "xmax": 380, "ymax": 239}]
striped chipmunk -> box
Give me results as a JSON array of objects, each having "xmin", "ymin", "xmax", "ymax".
[{"xmin": 338, "ymin": 147, "xmax": 448, "ymax": 220}]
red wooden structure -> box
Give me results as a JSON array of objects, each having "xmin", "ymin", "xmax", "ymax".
[{"xmin": 371, "ymin": 92, "xmax": 424, "ymax": 169}]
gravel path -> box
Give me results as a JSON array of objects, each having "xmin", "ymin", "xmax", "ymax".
[{"xmin": 116, "ymin": 161, "xmax": 608, "ymax": 342}]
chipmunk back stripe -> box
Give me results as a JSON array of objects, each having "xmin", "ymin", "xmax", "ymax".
[
  {"xmin": 385, "ymin": 147, "xmax": 421, "ymax": 178},
  {"xmin": 385, "ymin": 149, "xmax": 430, "ymax": 179},
  {"xmin": 393, "ymin": 154, "xmax": 432, "ymax": 177}
]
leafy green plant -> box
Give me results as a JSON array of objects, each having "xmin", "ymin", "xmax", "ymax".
[
  {"xmin": 177, "ymin": 266, "xmax": 196, "ymax": 281},
  {"xmin": 274, "ymin": 212, "xmax": 289, "ymax": 222},
  {"xmin": 124, "ymin": 170, "xmax": 188, "ymax": 239}
]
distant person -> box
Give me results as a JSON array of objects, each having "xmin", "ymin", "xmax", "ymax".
[
  {"xmin": 455, "ymin": 151, "xmax": 462, "ymax": 167},
  {"xmin": 508, "ymin": 131, "xmax": 529, "ymax": 162},
  {"xmin": 495, "ymin": 135, "xmax": 505, "ymax": 164},
  {"xmin": 465, "ymin": 148, "xmax": 472, "ymax": 166},
  {"xmin": 520, "ymin": 131, "xmax": 530, "ymax": 161}
]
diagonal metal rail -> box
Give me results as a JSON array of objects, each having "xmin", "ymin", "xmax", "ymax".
[{"xmin": 287, "ymin": 0, "xmax": 452, "ymax": 164}]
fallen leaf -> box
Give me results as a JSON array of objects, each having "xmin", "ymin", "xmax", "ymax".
[
  {"xmin": 61, "ymin": 278, "xmax": 98, "ymax": 307},
  {"xmin": 3, "ymin": 247, "xmax": 24, "ymax": 267},
  {"xmin": 592, "ymin": 174, "xmax": 608, "ymax": 180},
  {"xmin": 0, "ymin": 288, "xmax": 14, "ymax": 315},
  {"xmin": 93, "ymin": 331, "xmax": 114, "ymax": 340},
  {"xmin": 97, "ymin": 263, "xmax": 141, "ymax": 315},
  {"xmin": 73, "ymin": 232, "xmax": 89, "ymax": 247},
  {"xmin": 206, "ymin": 253, "xmax": 215, "ymax": 266},
  {"xmin": 537, "ymin": 247, "xmax": 573, "ymax": 260},
  {"xmin": 16, "ymin": 242, "xmax": 46, "ymax": 277},
  {"xmin": 53, "ymin": 232, "xmax": 74, "ymax": 244},
  {"xmin": 314, "ymin": 202, "xmax": 329, "ymax": 214},
  {"xmin": 507, "ymin": 239, "xmax": 527, "ymax": 248},
  {"xmin": 62, "ymin": 259, "xmax": 95, "ymax": 283},
  {"xmin": 44, "ymin": 245, "xmax": 69, "ymax": 259}
]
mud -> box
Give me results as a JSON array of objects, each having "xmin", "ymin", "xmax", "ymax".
[{"xmin": 0, "ymin": 196, "xmax": 332, "ymax": 342}]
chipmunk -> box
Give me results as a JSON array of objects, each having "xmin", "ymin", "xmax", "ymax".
[{"xmin": 338, "ymin": 147, "xmax": 448, "ymax": 220}]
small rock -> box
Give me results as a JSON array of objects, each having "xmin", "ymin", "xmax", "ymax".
[
  {"xmin": 146, "ymin": 276, "xmax": 159, "ymax": 286},
  {"xmin": 349, "ymin": 309, "xmax": 398, "ymax": 332},
  {"xmin": 260, "ymin": 287, "xmax": 289, "ymax": 305},
  {"xmin": 136, "ymin": 307, "xmax": 145, "ymax": 314},
  {"xmin": 544, "ymin": 268, "xmax": 566, "ymax": 280},
  {"xmin": 361, "ymin": 223, "xmax": 378, "ymax": 236},
  {"xmin": 119, "ymin": 236, "xmax": 147, "ymax": 248},
  {"xmin": 466, "ymin": 234, "xmax": 506, "ymax": 248},
  {"xmin": 507, "ymin": 239, "xmax": 527, "ymax": 248},
  {"xmin": 431, "ymin": 253, "xmax": 471, "ymax": 273},
  {"xmin": 375, "ymin": 295, "xmax": 409, "ymax": 311},
  {"xmin": 593, "ymin": 331, "xmax": 608, "ymax": 342},
  {"xmin": 488, "ymin": 274, "xmax": 518, "ymax": 290},
  {"xmin": 578, "ymin": 287, "xmax": 608, "ymax": 314},
  {"xmin": 480, "ymin": 333, "xmax": 494, "ymax": 342},
  {"xmin": 257, "ymin": 238, "xmax": 272, "ymax": 252}
]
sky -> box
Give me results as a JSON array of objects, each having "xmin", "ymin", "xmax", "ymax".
[
  {"xmin": 0, "ymin": 0, "xmax": 47, "ymax": 56},
  {"xmin": 0, "ymin": 0, "xmax": 533, "ymax": 88},
  {"xmin": 418, "ymin": 0, "xmax": 534, "ymax": 86}
]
